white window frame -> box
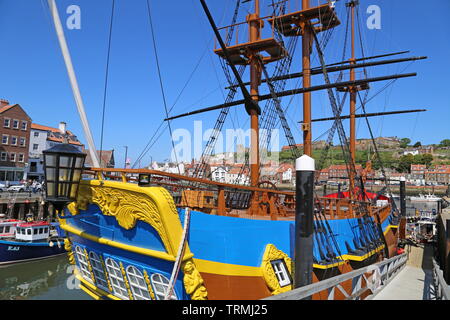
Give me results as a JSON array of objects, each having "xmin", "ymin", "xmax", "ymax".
[
  {"xmin": 10, "ymin": 136, "xmax": 17, "ymax": 146},
  {"xmin": 18, "ymin": 153, "xmax": 24, "ymax": 163},
  {"xmin": 3, "ymin": 118, "xmax": 10, "ymax": 128},
  {"xmin": 1, "ymin": 152, "xmax": 7, "ymax": 162},
  {"xmin": 9, "ymin": 153, "xmax": 16, "ymax": 162},
  {"xmin": 19, "ymin": 137, "xmax": 26, "ymax": 147},
  {"xmin": 12, "ymin": 119, "xmax": 19, "ymax": 129},
  {"xmin": 105, "ymin": 258, "xmax": 129, "ymax": 300},
  {"xmin": 89, "ymin": 251, "xmax": 109, "ymax": 292},
  {"xmin": 2, "ymin": 134, "xmax": 8, "ymax": 145},
  {"xmin": 33, "ymin": 143, "xmax": 39, "ymax": 151},
  {"xmin": 126, "ymin": 266, "xmax": 151, "ymax": 300},
  {"xmin": 150, "ymin": 273, "xmax": 177, "ymax": 300},
  {"xmin": 74, "ymin": 246, "xmax": 93, "ymax": 283},
  {"xmin": 33, "ymin": 131, "xmax": 39, "ymax": 137},
  {"xmin": 21, "ymin": 121, "xmax": 27, "ymax": 131},
  {"xmin": 270, "ymin": 259, "xmax": 291, "ymax": 287}
]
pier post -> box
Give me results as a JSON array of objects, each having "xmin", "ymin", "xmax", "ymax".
[
  {"xmin": 400, "ymin": 177, "xmax": 406, "ymax": 216},
  {"xmin": 295, "ymin": 155, "xmax": 315, "ymax": 290}
]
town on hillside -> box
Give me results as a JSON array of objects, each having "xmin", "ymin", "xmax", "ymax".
[{"xmin": 2, "ymin": 98, "xmax": 449, "ymax": 190}]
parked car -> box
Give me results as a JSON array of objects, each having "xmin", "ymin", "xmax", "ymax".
[
  {"xmin": 0, "ymin": 183, "xmax": 7, "ymax": 192},
  {"xmin": 7, "ymin": 184, "xmax": 30, "ymax": 192}
]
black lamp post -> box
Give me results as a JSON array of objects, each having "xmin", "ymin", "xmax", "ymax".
[{"xmin": 43, "ymin": 143, "xmax": 86, "ymax": 213}]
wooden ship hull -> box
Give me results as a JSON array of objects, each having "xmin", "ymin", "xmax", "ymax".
[{"xmin": 58, "ymin": 170, "xmax": 399, "ymax": 300}]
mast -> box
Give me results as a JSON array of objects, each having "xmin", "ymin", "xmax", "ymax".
[
  {"xmin": 47, "ymin": 0, "xmax": 101, "ymax": 168},
  {"xmin": 349, "ymin": 0, "xmax": 357, "ymax": 194},
  {"xmin": 249, "ymin": 0, "xmax": 261, "ymax": 187},
  {"xmin": 301, "ymin": 0, "xmax": 312, "ymax": 157}
]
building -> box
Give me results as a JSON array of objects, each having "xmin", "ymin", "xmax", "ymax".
[
  {"xmin": 150, "ymin": 161, "xmax": 184, "ymax": 175},
  {"xmin": 28, "ymin": 122, "xmax": 84, "ymax": 181},
  {"xmin": 410, "ymin": 164, "xmax": 426, "ymax": 185},
  {"xmin": 85, "ymin": 150, "xmax": 116, "ymax": 168},
  {"xmin": 424, "ymin": 166, "xmax": 450, "ymax": 185},
  {"xmin": 0, "ymin": 100, "xmax": 32, "ymax": 183}
]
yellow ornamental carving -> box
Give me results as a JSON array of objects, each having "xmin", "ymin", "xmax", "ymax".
[
  {"xmin": 261, "ymin": 244, "xmax": 293, "ymax": 295},
  {"xmin": 76, "ymin": 183, "xmax": 171, "ymax": 253},
  {"xmin": 83, "ymin": 248, "xmax": 96, "ymax": 283},
  {"xmin": 120, "ymin": 262, "xmax": 134, "ymax": 300},
  {"xmin": 64, "ymin": 238, "xmax": 75, "ymax": 265},
  {"xmin": 182, "ymin": 261, "xmax": 208, "ymax": 300},
  {"xmin": 143, "ymin": 270, "xmax": 156, "ymax": 300}
]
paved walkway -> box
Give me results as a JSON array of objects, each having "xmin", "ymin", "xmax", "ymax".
[{"xmin": 373, "ymin": 244, "xmax": 434, "ymax": 300}]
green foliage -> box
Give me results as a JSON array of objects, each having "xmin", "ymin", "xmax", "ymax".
[
  {"xmin": 440, "ymin": 139, "xmax": 450, "ymax": 147},
  {"xmin": 397, "ymin": 153, "xmax": 434, "ymax": 173},
  {"xmin": 413, "ymin": 141, "xmax": 421, "ymax": 148},
  {"xmin": 399, "ymin": 138, "xmax": 411, "ymax": 148}
]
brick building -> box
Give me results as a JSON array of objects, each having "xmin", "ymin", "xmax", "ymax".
[{"xmin": 0, "ymin": 100, "xmax": 31, "ymax": 183}]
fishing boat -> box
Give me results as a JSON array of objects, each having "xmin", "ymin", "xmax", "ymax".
[
  {"xmin": 41, "ymin": 0, "xmax": 427, "ymax": 300},
  {"xmin": 0, "ymin": 220, "xmax": 66, "ymax": 265}
]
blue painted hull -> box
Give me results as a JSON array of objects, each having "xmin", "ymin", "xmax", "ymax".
[{"xmin": 0, "ymin": 239, "xmax": 66, "ymax": 265}]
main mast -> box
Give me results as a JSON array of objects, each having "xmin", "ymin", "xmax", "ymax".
[
  {"xmin": 249, "ymin": 0, "xmax": 262, "ymax": 187},
  {"xmin": 301, "ymin": 0, "xmax": 312, "ymax": 157},
  {"xmin": 349, "ymin": 0, "xmax": 357, "ymax": 194}
]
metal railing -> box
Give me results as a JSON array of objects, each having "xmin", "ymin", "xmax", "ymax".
[
  {"xmin": 264, "ymin": 253, "xmax": 408, "ymax": 300},
  {"xmin": 432, "ymin": 259, "xmax": 450, "ymax": 300}
]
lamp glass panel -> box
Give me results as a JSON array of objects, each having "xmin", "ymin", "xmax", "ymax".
[
  {"xmin": 46, "ymin": 168, "xmax": 56, "ymax": 181},
  {"xmin": 60, "ymin": 156, "xmax": 73, "ymax": 168},
  {"xmin": 75, "ymin": 156, "xmax": 84, "ymax": 168},
  {"xmin": 47, "ymin": 182, "xmax": 55, "ymax": 197},
  {"xmin": 72, "ymin": 169, "xmax": 82, "ymax": 183},
  {"xmin": 45, "ymin": 154, "xmax": 56, "ymax": 167}
]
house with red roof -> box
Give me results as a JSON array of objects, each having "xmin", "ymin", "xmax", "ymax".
[{"xmin": 0, "ymin": 100, "xmax": 32, "ymax": 183}]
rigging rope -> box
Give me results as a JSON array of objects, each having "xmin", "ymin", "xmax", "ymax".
[
  {"xmin": 146, "ymin": 0, "xmax": 180, "ymax": 173},
  {"xmin": 99, "ymin": 0, "xmax": 115, "ymax": 168}
]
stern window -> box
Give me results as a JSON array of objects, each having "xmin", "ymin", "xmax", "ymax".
[
  {"xmin": 126, "ymin": 266, "xmax": 151, "ymax": 300},
  {"xmin": 105, "ymin": 258, "xmax": 129, "ymax": 300},
  {"xmin": 150, "ymin": 273, "xmax": 177, "ymax": 300},
  {"xmin": 89, "ymin": 252, "xmax": 109, "ymax": 292},
  {"xmin": 270, "ymin": 260, "xmax": 291, "ymax": 287},
  {"xmin": 75, "ymin": 246, "xmax": 93, "ymax": 283}
]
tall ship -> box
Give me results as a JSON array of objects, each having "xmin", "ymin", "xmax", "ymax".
[{"xmin": 41, "ymin": 0, "xmax": 426, "ymax": 300}]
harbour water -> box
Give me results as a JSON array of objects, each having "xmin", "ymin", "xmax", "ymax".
[{"xmin": 0, "ymin": 254, "xmax": 90, "ymax": 300}]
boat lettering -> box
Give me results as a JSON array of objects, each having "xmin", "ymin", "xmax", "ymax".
[{"xmin": 7, "ymin": 246, "xmax": 20, "ymax": 251}]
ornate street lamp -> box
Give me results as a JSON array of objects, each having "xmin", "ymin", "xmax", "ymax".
[{"xmin": 43, "ymin": 143, "xmax": 86, "ymax": 212}]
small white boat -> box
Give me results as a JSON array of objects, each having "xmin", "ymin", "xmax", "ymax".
[{"xmin": 410, "ymin": 193, "xmax": 442, "ymax": 202}]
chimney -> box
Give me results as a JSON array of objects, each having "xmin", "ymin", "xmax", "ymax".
[
  {"xmin": 59, "ymin": 122, "xmax": 67, "ymax": 134},
  {"xmin": 0, "ymin": 99, "xmax": 10, "ymax": 108}
]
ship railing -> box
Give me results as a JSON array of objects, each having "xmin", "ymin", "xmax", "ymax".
[
  {"xmin": 432, "ymin": 258, "xmax": 450, "ymax": 300},
  {"xmin": 83, "ymin": 168, "xmax": 296, "ymax": 218},
  {"xmin": 83, "ymin": 168, "xmax": 387, "ymax": 220},
  {"xmin": 263, "ymin": 252, "xmax": 408, "ymax": 300},
  {"xmin": 213, "ymin": 14, "xmax": 277, "ymax": 51}
]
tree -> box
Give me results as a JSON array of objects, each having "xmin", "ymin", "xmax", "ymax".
[
  {"xmin": 397, "ymin": 154, "xmax": 414, "ymax": 173},
  {"xmin": 399, "ymin": 138, "xmax": 411, "ymax": 148},
  {"xmin": 413, "ymin": 141, "xmax": 421, "ymax": 148},
  {"xmin": 440, "ymin": 139, "xmax": 450, "ymax": 147}
]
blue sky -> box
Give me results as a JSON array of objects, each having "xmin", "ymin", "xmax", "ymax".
[{"xmin": 0, "ymin": 0, "xmax": 449, "ymax": 167}]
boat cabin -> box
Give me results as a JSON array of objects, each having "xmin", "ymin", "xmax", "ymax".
[
  {"xmin": 15, "ymin": 222, "xmax": 50, "ymax": 242},
  {"xmin": 0, "ymin": 219, "xmax": 21, "ymax": 239}
]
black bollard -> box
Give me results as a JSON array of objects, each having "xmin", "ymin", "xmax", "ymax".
[
  {"xmin": 295, "ymin": 155, "xmax": 315, "ymax": 290},
  {"xmin": 400, "ymin": 177, "xmax": 406, "ymax": 217}
]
